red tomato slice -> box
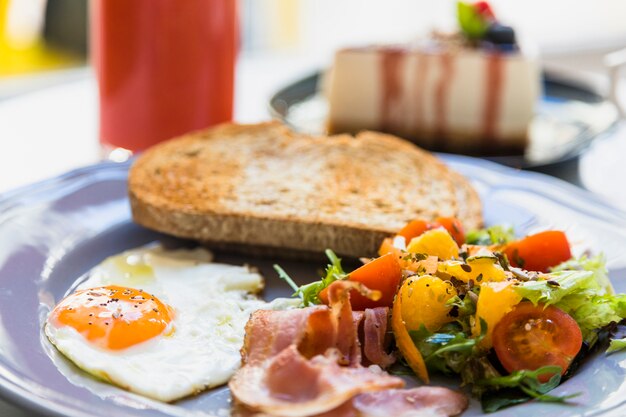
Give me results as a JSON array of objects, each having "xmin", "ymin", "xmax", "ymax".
[
  {"xmin": 398, "ymin": 220, "xmax": 431, "ymax": 243},
  {"xmin": 397, "ymin": 217, "xmax": 466, "ymax": 246},
  {"xmin": 319, "ymin": 253, "xmax": 402, "ymax": 310},
  {"xmin": 492, "ymin": 302, "xmax": 582, "ymax": 382},
  {"xmin": 434, "ymin": 217, "xmax": 466, "ymax": 246},
  {"xmin": 504, "ymin": 231, "xmax": 572, "ymax": 272}
]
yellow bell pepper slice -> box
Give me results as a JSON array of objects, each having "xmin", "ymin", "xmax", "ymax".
[
  {"xmin": 472, "ymin": 280, "xmax": 522, "ymax": 348},
  {"xmin": 399, "ymin": 275, "xmax": 457, "ymax": 332},
  {"xmin": 437, "ymin": 257, "xmax": 506, "ymax": 284},
  {"xmin": 406, "ymin": 229, "xmax": 459, "ymax": 260},
  {"xmin": 391, "ymin": 288, "xmax": 429, "ymax": 383}
]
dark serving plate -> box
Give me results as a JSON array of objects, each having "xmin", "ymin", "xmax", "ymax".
[{"xmin": 269, "ymin": 71, "xmax": 619, "ymax": 169}]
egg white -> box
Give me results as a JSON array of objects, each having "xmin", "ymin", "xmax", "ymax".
[{"xmin": 45, "ymin": 245, "xmax": 296, "ymax": 402}]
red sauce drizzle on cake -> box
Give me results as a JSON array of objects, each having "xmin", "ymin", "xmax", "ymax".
[
  {"xmin": 483, "ymin": 53, "xmax": 505, "ymax": 144},
  {"xmin": 413, "ymin": 54, "xmax": 430, "ymax": 134},
  {"xmin": 434, "ymin": 53, "xmax": 454, "ymax": 147},
  {"xmin": 380, "ymin": 47, "xmax": 406, "ymax": 132}
]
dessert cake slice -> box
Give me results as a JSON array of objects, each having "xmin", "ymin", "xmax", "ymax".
[{"xmin": 327, "ymin": 1, "xmax": 540, "ymax": 156}]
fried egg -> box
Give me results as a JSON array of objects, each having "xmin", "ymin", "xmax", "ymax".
[{"xmin": 45, "ymin": 245, "xmax": 295, "ymax": 402}]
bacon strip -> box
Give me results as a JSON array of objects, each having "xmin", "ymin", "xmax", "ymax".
[
  {"xmin": 230, "ymin": 345, "xmax": 404, "ymax": 417},
  {"xmin": 242, "ymin": 281, "xmax": 392, "ymax": 369},
  {"xmin": 235, "ymin": 386, "xmax": 469, "ymax": 417},
  {"xmin": 310, "ymin": 387, "xmax": 468, "ymax": 417},
  {"xmin": 326, "ymin": 281, "xmax": 371, "ymax": 365},
  {"xmin": 231, "ymin": 280, "xmax": 468, "ymax": 417},
  {"xmin": 242, "ymin": 306, "xmax": 324, "ymax": 365},
  {"xmin": 352, "ymin": 387, "xmax": 469, "ymax": 417},
  {"xmin": 362, "ymin": 308, "xmax": 395, "ymax": 369}
]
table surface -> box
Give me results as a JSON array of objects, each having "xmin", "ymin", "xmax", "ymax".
[{"xmin": 1, "ymin": 51, "xmax": 626, "ymax": 417}]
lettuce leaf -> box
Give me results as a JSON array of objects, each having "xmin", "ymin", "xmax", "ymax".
[
  {"xmin": 561, "ymin": 294, "xmax": 626, "ymax": 342},
  {"xmin": 551, "ymin": 254, "xmax": 613, "ymax": 294},
  {"xmin": 478, "ymin": 367, "xmax": 579, "ymax": 412},
  {"xmin": 608, "ymin": 337, "xmax": 626, "ymax": 353},
  {"xmin": 514, "ymin": 270, "xmax": 594, "ymax": 306},
  {"xmin": 466, "ymin": 225, "xmax": 515, "ymax": 246},
  {"xmin": 274, "ymin": 249, "xmax": 347, "ymax": 306},
  {"xmin": 409, "ymin": 320, "xmax": 489, "ymax": 375}
]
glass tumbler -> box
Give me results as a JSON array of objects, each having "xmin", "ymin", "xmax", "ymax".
[{"xmin": 91, "ymin": 0, "xmax": 238, "ymax": 157}]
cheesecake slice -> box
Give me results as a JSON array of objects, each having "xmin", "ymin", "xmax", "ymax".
[{"xmin": 326, "ymin": 2, "xmax": 540, "ymax": 156}]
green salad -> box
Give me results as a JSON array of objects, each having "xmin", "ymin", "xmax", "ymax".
[{"xmin": 278, "ymin": 218, "xmax": 626, "ymax": 412}]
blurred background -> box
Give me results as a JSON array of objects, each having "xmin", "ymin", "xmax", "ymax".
[
  {"xmin": 0, "ymin": 0, "xmax": 625, "ymax": 201},
  {"xmin": 1, "ymin": 0, "xmax": 624, "ymax": 90},
  {"xmin": 0, "ymin": 3, "xmax": 625, "ymax": 417}
]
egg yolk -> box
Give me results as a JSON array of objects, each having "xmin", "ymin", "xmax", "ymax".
[{"xmin": 49, "ymin": 286, "xmax": 173, "ymax": 350}]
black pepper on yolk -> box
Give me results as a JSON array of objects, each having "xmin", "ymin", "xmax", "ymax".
[{"xmin": 49, "ymin": 286, "xmax": 174, "ymax": 350}]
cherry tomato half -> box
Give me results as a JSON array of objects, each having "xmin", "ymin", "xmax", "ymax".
[
  {"xmin": 398, "ymin": 220, "xmax": 432, "ymax": 243},
  {"xmin": 492, "ymin": 302, "xmax": 582, "ymax": 382},
  {"xmin": 434, "ymin": 217, "xmax": 466, "ymax": 246},
  {"xmin": 319, "ymin": 253, "xmax": 402, "ymax": 311},
  {"xmin": 504, "ymin": 231, "xmax": 572, "ymax": 272},
  {"xmin": 397, "ymin": 217, "xmax": 465, "ymax": 246}
]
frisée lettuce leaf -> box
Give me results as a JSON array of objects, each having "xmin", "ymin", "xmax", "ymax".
[
  {"xmin": 514, "ymin": 255, "xmax": 626, "ymax": 346},
  {"xmin": 551, "ymin": 254, "xmax": 613, "ymax": 294},
  {"xmin": 560, "ymin": 294, "xmax": 626, "ymax": 343},
  {"xmin": 513, "ymin": 270, "xmax": 595, "ymax": 306}
]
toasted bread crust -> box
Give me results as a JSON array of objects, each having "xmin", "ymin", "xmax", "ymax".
[{"xmin": 129, "ymin": 122, "xmax": 482, "ymax": 257}]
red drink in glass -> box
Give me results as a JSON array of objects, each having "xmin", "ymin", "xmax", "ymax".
[{"xmin": 91, "ymin": 0, "xmax": 237, "ymax": 154}]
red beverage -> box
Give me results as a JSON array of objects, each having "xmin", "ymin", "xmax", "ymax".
[{"xmin": 92, "ymin": 0, "xmax": 237, "ymax": 153}]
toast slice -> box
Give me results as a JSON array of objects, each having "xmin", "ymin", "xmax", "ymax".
[{"xmin": 129, "ymin": 122, "xmax": 482, "ymax": 257}]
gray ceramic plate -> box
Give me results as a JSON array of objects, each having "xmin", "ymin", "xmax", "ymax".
[{"xmin": 1, "ymin": 156, "xmax": 626, "ymax": 417}]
